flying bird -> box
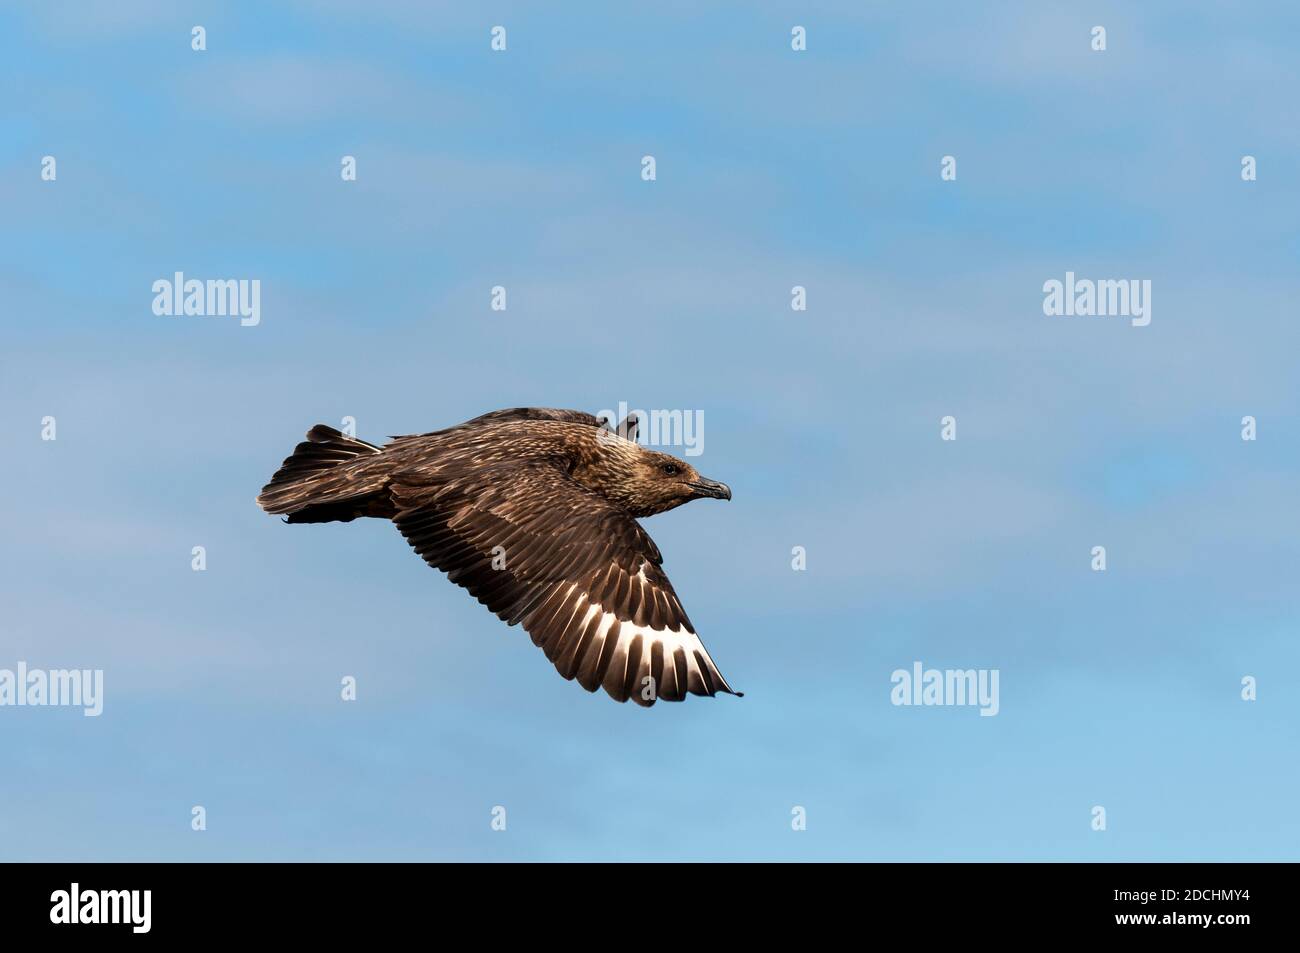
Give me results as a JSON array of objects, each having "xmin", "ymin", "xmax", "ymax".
[{"xmin": 256, "ymin": 407, "xmax": 740, "ymax": 707}]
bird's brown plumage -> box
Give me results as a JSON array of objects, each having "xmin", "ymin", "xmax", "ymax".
[{"xmin": 256, "ymin": 407, "xmax": 739, "ymax": 706}]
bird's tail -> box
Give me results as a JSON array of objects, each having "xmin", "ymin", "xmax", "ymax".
[{"xmin": 257, "ymin": 425, "xmax": 389, "ymax": 522}]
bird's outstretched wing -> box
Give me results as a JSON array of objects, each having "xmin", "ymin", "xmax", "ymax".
[
  {"xmin": 388, "ymin": 407, "xmax": 603, "ymax": 443},
  {"xmin": 389, "ymin": 462, "xmax": 739, "ymax": 706}
]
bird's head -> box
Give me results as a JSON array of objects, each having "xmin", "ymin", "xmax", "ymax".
[{"xmin": 574, "ymin": 434, "xmax": 731, "ymax": 518}]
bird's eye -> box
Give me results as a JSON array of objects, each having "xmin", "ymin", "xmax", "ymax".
[{"xmin": 661, "ymin": 463, "xmax": 680, "ymax": 476}]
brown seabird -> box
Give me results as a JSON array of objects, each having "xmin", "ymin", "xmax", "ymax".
[{"xmin": 256, "ymin": 407, "xmax": 740, "ymax": 707}]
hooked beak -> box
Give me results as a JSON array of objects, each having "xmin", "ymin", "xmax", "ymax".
[{"xmin": 688, "ymin": 477, "xmax": 732, "ymax": 501}]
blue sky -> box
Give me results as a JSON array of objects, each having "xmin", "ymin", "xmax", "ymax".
[{"xmin": 2, "ymin": 0, "xmax": 1298, "ymax": 860}]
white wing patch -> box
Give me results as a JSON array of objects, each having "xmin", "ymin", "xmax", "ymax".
[{"xmin": 547, "ymin": 590, "xmax": 733, "ymax": 704}]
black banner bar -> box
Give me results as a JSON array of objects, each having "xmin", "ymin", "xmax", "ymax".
[{"xmin": 1, "ymin": 862, "xmax": 1279, "ymax": 940}]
